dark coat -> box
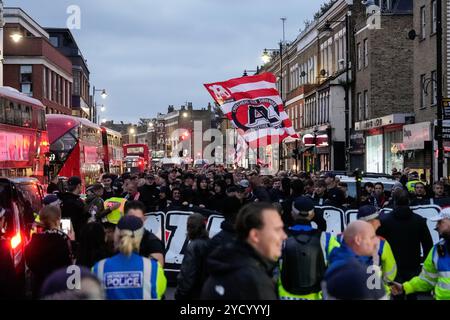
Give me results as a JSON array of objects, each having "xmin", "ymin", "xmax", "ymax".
[
  {"xmin": 175, "ymin": 237, "xmax": 210, "ymax": 300},
  {"xmin": 207, "ymin": 220, "xmax": 236, "ymax": 255},
  {"xmin": 138, "ymin": 184, "xmax": 160, "ymax": 212},
  {"xmin": 378, "ymin": 206, "xmax": 433, "ymax": 282},
  {"xmin": 25, "ymin": 230, "xmax": 73, "ymax": 298},
  {"xmin": 0, "ymin": 238, "xmax": 18, "ymax": 299},
  {"xmin": 59, "ymin": 192, "xmax": 87, "ymax": 241},
  {"xmin": 201, "ymin": 240, "xmax": 277, "ymax": 300}
]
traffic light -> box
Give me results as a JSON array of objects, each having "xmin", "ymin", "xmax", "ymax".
[{"xmin": 353, "ymin": 169, "xmax": 363, "ymax": 183}]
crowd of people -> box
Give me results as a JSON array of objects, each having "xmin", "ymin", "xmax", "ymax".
[{"xmin": 1, "ymin": 164, "xmax": 450, "ymax": 300}]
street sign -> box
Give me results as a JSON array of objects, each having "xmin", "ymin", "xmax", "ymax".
[{"xmin": 443, "ymin": 98, "xmax": 450, "ymax": 120}]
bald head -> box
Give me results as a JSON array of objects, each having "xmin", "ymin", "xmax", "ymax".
[{"xmin": 344, "ymin": 221, "xmax": 378, "ymax": 257}]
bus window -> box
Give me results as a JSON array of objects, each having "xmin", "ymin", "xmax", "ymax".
[
  {"xmin": 22, "ymin": 105, "xmax": 31, "ymax": 127},
  {"xmin": 5, "ymin": 101, "xmax": 14, "ymax": 124},
  {"xmin": 0, "ymin": 99, "xmax": 4, "ymax": 123},
  {"xmin": 14, "ymin": 103, "xmax": 22, "ymax": 126},
  {"xmin": 52, "ymin": 129, "xmax": 78, "ymax": 162},
  {"xmin": 37, "ymin": 110, "xmax": 46, "ymax": 131}
]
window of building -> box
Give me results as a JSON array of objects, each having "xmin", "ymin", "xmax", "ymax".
[
  {"xmin": 420, "ymin": 74, "xmax": 426, "ymax": 109},
  {"xmin": 308, "ymin": 57, "xmax": 315, "ymax": 84},
  {"xmin": 49, "ymin": 36, "xmax": 59, "ymax": 47},
  {"xmin": 432, "ymin": 1, "xmax": 437, "ymax": 34},
  {"xmin": 357, "ymin": 93, "xmax": 363, "ymax": 121},
  {"xmin": 364, "ymin": 39, "xmax": 369, "ymax": 67},
  {"xmin": 420, "ymin": 6, "xmax": 426, "ymax": 39},
  {"xmin": 364, "ymin": 90, "xmax": 369, "ymax": 119},
  {"xmin": 431, "ymin": 70, "xmax": 437, "ymax": 106},
  {"xmin": 357, "ymin": 43, "xmax": 362, "ymax": 71},
  {"xmin": 20, "ymin": 65, "xmax": 33, "ymax": 96}
]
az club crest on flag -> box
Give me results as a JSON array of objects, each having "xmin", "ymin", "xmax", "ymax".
[{"xmin": 204, "ymin": 73, "xmax": 299, "ymax": 147}]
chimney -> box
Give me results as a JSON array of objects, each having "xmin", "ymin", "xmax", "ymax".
[
  {"xmin": 168, "ymin": 105, "xmax": 174, "ymax": 113},
  {"xmin": 207, "ymin": 102, "xmax": 212, "ymax": 111},
  {"xmin": 188, "ymin": 102, "xmax": 193, "ymax": 111}
]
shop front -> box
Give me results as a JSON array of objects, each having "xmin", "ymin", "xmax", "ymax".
[
  {"xmin": 355, "ymin": 113, "xmax": 414, "ymax": 174},
  {"xmin": 301, "ymin": 129, "xmax": 331, "ymax": 173},
  {"xmin": 396, "ymin": 122, "xmax": 432, "ymax": 181}
]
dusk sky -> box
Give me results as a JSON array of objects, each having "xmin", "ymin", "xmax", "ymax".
[{"xmin": 7, "ymin": 0, "xmax": 325, "ymax": 123}]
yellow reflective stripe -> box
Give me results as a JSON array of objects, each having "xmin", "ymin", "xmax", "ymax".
[
  {"xmin": 422, "ymin": 269, "xmax": 439, "ymax": 279},
  {"xmin": 419, "ymin": 275, "xmax": 436, "ymax": 286},
  {"xmin": 383, "ymin": 265, "xmax": 397, "ymax": 278},
  {"xmin": 438, "ymin": 271, "xmax": 450, "ymax": 278},
  {"xmin": 436, "ymin": 282, "xmax": 450, "ymax": 290}
]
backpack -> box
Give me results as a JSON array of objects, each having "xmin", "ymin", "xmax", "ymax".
[{"xmin": 280, "ymin": 231, "xmax": 326, "ymax": 295}]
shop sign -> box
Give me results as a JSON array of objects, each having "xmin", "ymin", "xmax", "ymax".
[{"xmin": 402, "ymin": 122, "xmax": 431, "ymax": 150}]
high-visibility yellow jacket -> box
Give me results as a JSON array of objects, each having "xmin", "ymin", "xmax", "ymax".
[{"xmin": 403, "ymin": 239, "xmax": 450, "ymax": 300}]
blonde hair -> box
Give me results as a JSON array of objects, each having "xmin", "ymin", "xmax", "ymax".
[
  {"xmin": 114, "ymin": 228, "xmax": 144, "ymax": 256},
  {"xmin": 39, "ymin": 205, "xmax": 61, "ymax": 229}
]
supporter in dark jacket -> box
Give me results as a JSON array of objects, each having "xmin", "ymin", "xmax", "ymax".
[
  {"xmin": 377, "ymin": 190, "xmax": 433, "ymax": 285},
  {"xmin": 59, "ymin": 176, "xmax": 87, "ymax": 241},
  {"xmin": 25, "ymin": 206, "xmax": 73, "ymax": 299},
  {"xmin": 194, "ymin": 176, "xmax": 212, "ymax": 208},
  {"xmin": 209, "ymin": 180, "xmax": 228, "ymax": 213},
  {"xmin": 75, "ymin": 222, "xmax": 109, "ymax": 268},
  {"xmin": 409, "ymin": 182, "xmax": 431, "ymax": 206},
  {"xmin": 269, "ymin": 178, "xmax": 285, "ymax": 203},
  {"xmin": 175, "ymin": 213, "xmax": 210, "ymax": 300},
  {"xmin": 47, "ymin": 176, "xmax": 60, "ymax": 194},
  {"xmin": 208, "ymin": 196, "xmax": 241, "ymax": 255},
  {"xmin": 201, "ymin": 203, "xmax": 286, "ymax": 300},
  {"xmin": 138, "ymin": 174, "xmax": 160, "ymax": 212}
]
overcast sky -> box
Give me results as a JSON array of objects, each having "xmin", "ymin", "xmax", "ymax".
[{"xmin": 7, "ymin": 0, "xmax": 325, "ymax": 123}]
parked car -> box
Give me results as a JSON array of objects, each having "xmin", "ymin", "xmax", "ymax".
[
  {"xmin": 334, "ymin": 174, "xmax": 396, "ymax": 199},
  {"xmin": 0, "ymin": 177, "xmax": 43, "ymax": 297}
]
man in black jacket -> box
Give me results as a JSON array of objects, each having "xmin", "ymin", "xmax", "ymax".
[
  {"xmin": 378, "ymin": 189, "xmax": 433, "ymax": 299},
  {"xmin": 207, "ymin": 196, "xmax": 241, "ymax": 255},
  {"xmin": 59, "ymin": 176, "xmax": 87, "ymax": 241},
  {"xmin": 138, "ymin": 174, "xmax": 160, "ymax": 212},
  {"xmin": 201, "ymin": 202, "xmax": 287, "ymax": 300}
]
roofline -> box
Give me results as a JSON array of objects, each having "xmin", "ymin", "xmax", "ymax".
[
  {"xmin": 44, "ymin": 27, "xmax": 90, "ymax": 72},
  {"xmin": 4, "ymin": 7, "xmax": 49, "ymax": 38}
]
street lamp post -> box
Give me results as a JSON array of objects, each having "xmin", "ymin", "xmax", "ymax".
[
  {"xmin": 92, "ymin": 86, "xmax": 107, "ymax": 124},
  {"xmin": 0, "ymin": 0, "xmax": 5, "ymax": 87},
  {"xmin": 320, "ymin": 11, "xmax": 352, "ymax": 172},
  {"xmin": 437, "ymin": 0, "xmax": 444, "ymax": 180}
]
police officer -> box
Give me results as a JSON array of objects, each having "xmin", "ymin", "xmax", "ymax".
[
  {"xmin": 92, "ymin": 216, "xmax": 167, "ymax": 300},
  {"xmin": 355, "ymin": 205, "xmax": 397, "ymax": 294},
  {"xmin": 278, "ymin": 196, "xmax": 340, "ymax": 300},
  {"xmin": 391, "ymin": 208, "xmax": 450, "ymax": 300}
]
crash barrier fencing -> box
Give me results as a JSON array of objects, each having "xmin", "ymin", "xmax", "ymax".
[{"xmin": 145, "ymin": 204, "xmax": 444, "ymax": 272}]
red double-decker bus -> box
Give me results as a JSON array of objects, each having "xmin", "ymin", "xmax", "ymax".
[
  {"xmin": 123, "ymin": 144, "xmax": 150, "ymax": 173},
  {"xmin": 46, "ymin": 114, "xmax": 104, "ymax": 186},
  {"xmin": 0, "ymin": 87, "xmax": 49, "ymax": 182},
  {"xmin": 101, "ymin": 127, "xmax": 123, "ymax": 175}
]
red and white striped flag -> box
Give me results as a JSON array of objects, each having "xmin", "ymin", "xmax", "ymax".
[{"xmin": 204, "ymin": 72, "xmax": 299, "ymax": 147}]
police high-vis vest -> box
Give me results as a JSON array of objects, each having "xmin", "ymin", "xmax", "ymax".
[
  {"xmin": 103, "ymin": 198, "xmax": 127, "ymax": 225},
  {"xmin": 92, "ymin": 252, "xmax": 167, "ymax": 300},
  {"xmin": 403, "ymin": 239, "xmax": 450, "ymax": 300},
  {"xmin": 278, "ymin": 225, "xmax": 341, "ymax": 300}
]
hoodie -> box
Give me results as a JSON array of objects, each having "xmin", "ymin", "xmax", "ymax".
[
  {"xmin": 378, "ymin": 206, "xmax": 433, "ymax": 281},
  {"xmin": 201, "ymin": 240, "xmax": 277, "ymax": 300}
]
